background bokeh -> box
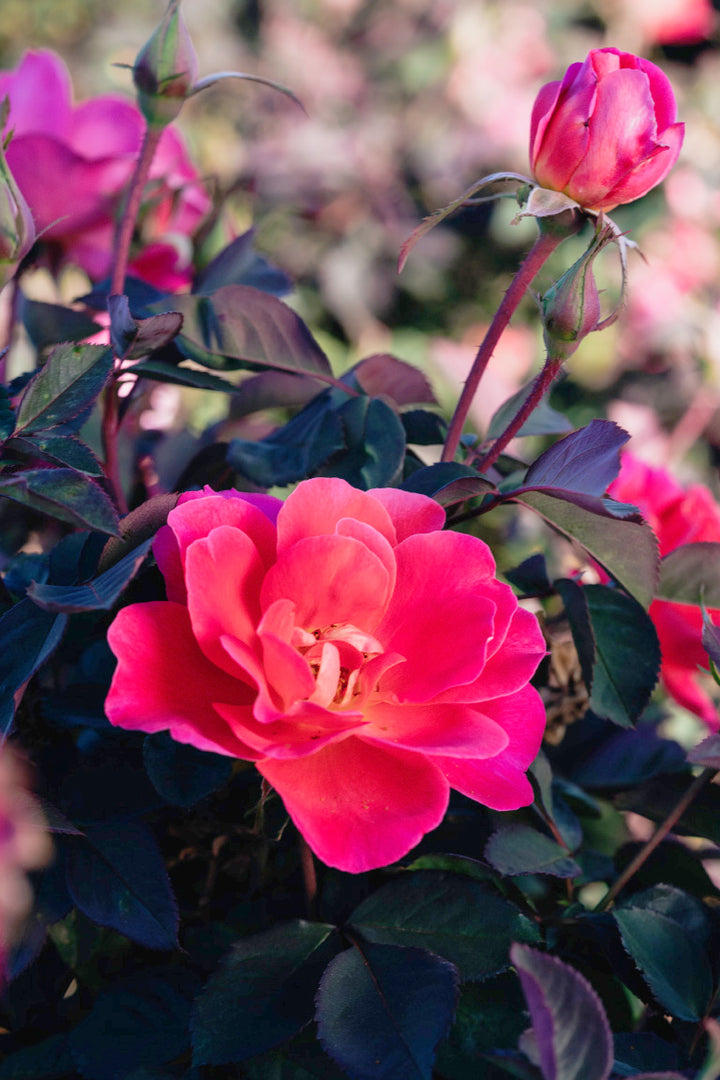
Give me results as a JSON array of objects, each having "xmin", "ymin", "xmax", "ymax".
[{"xmin": 1, "ymin": 0, "xmax": 719, "ymax": 469}]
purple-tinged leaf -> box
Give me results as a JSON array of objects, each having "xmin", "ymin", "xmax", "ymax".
[
  {"xmin": 346, "ymin": 354, "xmax": 437, "ymax": 406},
  {"xmin": 657, "ymin": 543, "xmax": 720, "ymax": 607},
  {"xmin": 523, "ymin": 420, "xmax": 628, "ymax": 497},
  {"xmin": 629, "ymin": 1074, "xmax": 688, "ymax": 1079},
  {"xmin": 510, "ymin": 943, "xmax": 613, "ymax": 1080},
  {"xmin": 702, "ymin": 610, "xmax": 720, "ymax": 678},
  {"xmin": 0, "ymin": 467, "xmax": 120, "ymax": 535},
  {"xmin": 0, "ymin": 384, "xmax": 14, "ymax": 442},
  {"xmin": 0, "ymin": 598, "xmax": 67, "ymax": 740},
  {"xmin": 316, "ymin": 941, "xmax": 459, "ymax": 1080},
  {"xmin": 20, "ymin": 296, "xmax": 100, "ymax": 351},
  {"xmin": 398, "ymin": 171, "xmax": 530, "ymax": 272},
  {"xmin": 14, "ymin": 343, "xmax": 114, "ymax": 433},
  {"xmin": 162, "ymin": 285, "xmax": 334, "ymax": 379},
  {"xmin": 109, "ymin": 293, "xmax": 183, "ymax": 360},
  {"xmin": 27, "ymin": 536, "xmax": 153, "ymax": 612},
  {"xmin": 193, "ymin": 227, "xmax": 293, "ymax": 297},
  {"xmin": 514, "ymin": 490, "xmax": 659, "ymax": 609},
  {"xmin": 485, "ymin": 826, "xmax": 580, "ymax": 879},
  {"xmin": 687, "ymin": 734, "xmax": 720, "ymax": 768},
  {"xmin": 229, "ymin": 370, "xmax": 325, "ymax": 418},
  {"xmin": 401, "ymin": 462, "xmax": 493, "ymax": 506}
]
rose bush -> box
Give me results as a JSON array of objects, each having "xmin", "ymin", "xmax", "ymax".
[
  {"xmin": 609, "ymin": 452, "xmax": 720, "ymax": 728},
  {"xmin": 106, "ymin": 478, "xmax": 547, "ymax": 872},
  {"xmin": 530, "ymin": 47, "xmax": 684, "ymax": 211},
  {"xmin": 0, "ymin": 49, "xmax": 210, "ymax": 284}
]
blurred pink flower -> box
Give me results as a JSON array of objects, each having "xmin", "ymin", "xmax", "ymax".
[
  {"xmin": 0, "ymin": 749, "xmax": 50, "ymax": 984},
  {"xmin": 609, "ymin": 453, "xmax": 720, "ymax": 728},
  {"xmin": 530, "ymin": 48, "xmax": 684, "ymax": 212},
  {"xmin": 618, "ymin": 0, "xmax": 715, "ymax": 45},
  {"xmin": 0, "ymin": 50, "xmax": 210, "ymax": 283},
  {"xmin": 106, "ymin": 478, "xmax": 547, "ymax": 872}
]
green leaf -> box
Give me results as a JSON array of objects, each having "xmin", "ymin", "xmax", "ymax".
[
  {"xmin": 516, "ymin": 490, "xmax": 658, "ymax": 608},
  {"xmin": 316, "ymin": 941, "xmax": 459, "ymax": 1080},
  {"xmin": 65, "ymin": 822, "xmax": 179, "ymax": 950},
  {"xmin": 0, "ymin": 467, "xmax": 120, "ymax": 535},
  {"xmin": 68, "ymin": 969, "xmax": 199, "ymax": 1080},
  {"xmin": 349, "ymin": 870, "xmax": 539, "ymax": 981},
  {"xmin": 434, "ymin": 974, "xmax": 528, "ymax": 1079},
  {"xmin": 0, "ymin": 383, "xmax": 15, "ymax": 441},
  {"xmin": 0, "ymin": 597, "xmax": 67, "ymax": 738},
  {"xmin": 163, "ymin": 285, "xmax": 333, "ymax": 377},
  {"xmin": 26, "ymin": 536, "xmax": 153, "ymax": 612},
  {"xmin": 0, "ymin": 1034, "xmax": 74, "ymax": 1079},
  {"xmin": 130, "ymin": 358, "xmax": 239, "ymax": 392},
  {"xmin": 317, "ymin": 396, "xmax": 406, "ymax": 488},
  {"xmin": 20, "ymin": 297, "xmax": 101, "ymax": 351},
  {"xmin": 14, "ymin": 343, "xmax": 114, "ymax": 432},
  {"xmin": 143, "ymin": 731, "xmax": 233, "ymax": 807},
  {"xmin": 656, "ymin": 543, "xmax": 720, "ymax": 606},
  {"xmin": 614, "ymin": 902, "xmax": 713, "ymax": 1021},
  {"xmin": 484, "ymin": 826, "xmax": 580, "ymax": 878},
  {"xmin": 487, "ymin": 381, "xmax": 572, "ymax": 439},
  {"xmin": 5, "ymin": 433, "xmax": 103, "ymax": 475},
  {"xmin": 108, "ymin": 293, "xmax": 183, "ymax": 359},
  {"xmin": 192, "ymin": 921, "xmax": 341, "ymax": 1066},
  {"xmin": 585, "ymin": 585, "xmax": 661, "ymax": 727}
]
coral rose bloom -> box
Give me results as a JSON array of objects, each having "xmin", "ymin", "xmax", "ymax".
[
  {"xmin": 106, "ymin": 479, "xmax": 547, "ymax": 872},
  {"xmin": 0, "ymin": 50, "xmax": 209, "ymax": 283},
  {"xmin": 609, "ymin": 453, "xmax": 720, "ymax": 729},
  {"xmin": 530, "ymin": 47, "xmax": 684, "ymax": 212}
]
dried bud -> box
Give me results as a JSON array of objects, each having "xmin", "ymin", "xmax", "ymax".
[
  {"xmin": 133, "ymin": 0, "xmax": 198, "ymax": 128},
  {"xmin": 0, "ymin": 138, "xmax": 35, "ymax": 290},
  {"xmin": 540, "ymin": 230, "xmax": 607, "ymax": 360}
]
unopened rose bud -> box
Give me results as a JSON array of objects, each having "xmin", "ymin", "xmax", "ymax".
[
  {"xmin": 133, "ymin": 0, "xmax": 198, "ymax": 128},
  {"xmin": 0, "ymin": 141, "xmax": 35, "ymax": 290},
  {"xmin": 541, "ymin": 237, "xmax": 602, "ymax": 360}
]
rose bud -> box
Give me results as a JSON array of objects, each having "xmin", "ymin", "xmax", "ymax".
[
  {"xmin": 530, "ymin": 47, "xmax": 684, "ymax": 212},
  {"xmin": 0, "ymin": 138, "xmax": 35, "ymax": 290},
  {"xmin": 133, "ymin": 0, "xmax": 198, "ymax": 128}
]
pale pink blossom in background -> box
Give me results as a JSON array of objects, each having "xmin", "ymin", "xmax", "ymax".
[
  {"xmin": 0, "ymin": 50, "xmax": 210, "ymax": 284},
  {"xmin": 614, "ymin": 0, "xmax": 715, "ymax": 45},
  {"xmin": 106, "ymin": 478, "xmax": 547, "ymax": 872}
]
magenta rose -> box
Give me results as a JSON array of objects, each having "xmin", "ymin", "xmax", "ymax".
[
  {"xmin": 105, "ymin": 478, "xmax": 547, "ymax": 872},
  {"xmin": 530, "ymin": 47, "xmax": 684, "ymax": 212},
  {"xmin": 0, "ymin": 50, "xmax": 210, "ymax": 283},
  {"xmin": 609, "ymin": 453, "xmax": 720, "ymax": 729}
]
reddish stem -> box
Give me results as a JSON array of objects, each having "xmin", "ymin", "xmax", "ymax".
[
  {"xmin": 441, "ymin": 228, "xmax": 564, "ymax": 463},
  {"xmin": 101, "ymin": 124, "xmax": 163, "ymax": 513},
  {"xmin": 476, "ymin": 353, "xmax": 564, "ymax": 472}
]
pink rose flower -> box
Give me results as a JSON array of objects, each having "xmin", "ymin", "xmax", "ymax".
[
  {"xmin": 105, "ymin": 478, "xmax": 547, "ymax": 872},
  {"xmin": 530, "ymin": 47, "xmax": 684, "ymax": 212},
  {"xmin": 0, "ymin": 50, "xmax": 210, "ymax": 283},
  {"xmin": 608, "ymin": 453, "xmax": 720, "ymax": 728}
]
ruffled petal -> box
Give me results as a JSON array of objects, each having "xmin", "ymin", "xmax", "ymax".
[
  {"xmin": 258, "ymin": 738, "xmax": 449, "ymax": 872},
  {"xmin": 0, "ymin": 51, "xmax": 72, "ymax": 138},
  {"xmin": 184, "ymin": 525, "xmax": 265, "ymax": 677},
  {"xmin": 531, "ymin": 58, "xmax": 595, "ymax": 191},
  {"xmin": 260, "ymin": 533, "xmax": 391, "ymax": 633},
  {"xmin": 214, "ymin": 702, "xmax": 365, "ymax": 759},
  {"xmin": 106, "ymin": 602, "xmax": 258, "ymax": 758},
  {"xmin": 363, "ymin": 700, "xmax": 509, "ymax": 757},
  {"xmin": 68, "ymin": 96, "xmax": 143, "ymax": 158},
  {"xmin": 376, "ymin": 531, "xmax": 498, "ymax": 702},
  {"xmin": 598, "ymin": 122, "xmax": 684, "ymax": 211},
  {"xmin": 155, "ymin": 494, "xmax": 278, "ymax": 603},
  {"xmin": 367, "ymin": 487, "xmax": 446, "ymax": 542},
  {"xmin": 276, "ymin": 477, "xmax": 397, "ymax": 553}
]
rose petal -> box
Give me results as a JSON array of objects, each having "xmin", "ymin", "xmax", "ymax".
[
  {"xmin": 363, "ymin": 700, "xmax": 509, "ymax": 757},
  {"xmin": 260, "ymin": 533, "xmax": 391, "ymax": 633},
  {"xmin": 0, "ymin": 51, "xmax": 72, "ymax": 138},
  {"xmin": 106, "ymin": 602, "xmax": 258, "ymax": 758},
  {"xmin": 258, "ymin": 738, "xmax": 449, "ymax": 872},
  {"xmin": 376, "ymin": 531, "xmax": 499, "ymax": 701},
  {"xmin": 367, "ymin": 487, "xmax": 446, "ymax": 542},
  {"xmin": 276, "ymin": 477, "xmax": 397, "ymax": 553}
]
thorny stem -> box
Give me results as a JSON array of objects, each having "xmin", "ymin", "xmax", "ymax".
[
  {"xmin": 476, "ymin": 353, "xmax": 564, "ymax": 472},
  {"xmin": 101, "ymin": 124, "xmax": 163, "ymax": 514},
  {"xmin": 595, "ymin": 766, "xmax": 718, "ymax": 913},
  {"xmin": 441, "ymin": 228, "xmax": 565, "ymax": 464}
]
